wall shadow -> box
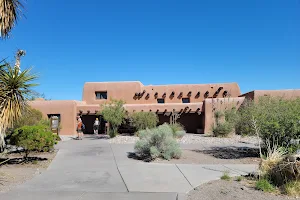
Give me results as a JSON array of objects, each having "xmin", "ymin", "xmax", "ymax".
[{"xmin": 192, "ymin": 146, "xmax": 260, "ymax": 159}]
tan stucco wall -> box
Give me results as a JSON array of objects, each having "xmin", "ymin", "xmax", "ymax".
[
  {"xmin": 29, "ymin": 100, "xmax": 77, "ymax": 135},
  {"xmin": 83, "ymin": 81, "xmax": 241, "ymax": 105},
  {"xmin": 254, "ymin": 89, "xmax": 300, "ymax": 99},
  {"xmin": 240, "ymin": 89, "xmax": 300, "ymax": 100},
  {"xmin": 82, "ymin": 81, "xmax": 143, "ymax": 104},
  {"xmin": 203, "ymin": 97, "xmax": 245, "ymax": 134}
]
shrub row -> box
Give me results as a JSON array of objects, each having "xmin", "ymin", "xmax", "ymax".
[{"xmin": 237, "ymin": 97, "xmax": 300, "ymax": 151}]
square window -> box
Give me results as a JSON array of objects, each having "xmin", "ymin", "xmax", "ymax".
[
  {"xmin": 182, "ymin": 98, "xmax": 190, "ymax": 103},
  {"xmin": 157, "ymin": 98, "xmax": 165, "ymax": 104},
  {"xmin": 95, "ymin": 91, "xmax": 107, "ymax": 99}
]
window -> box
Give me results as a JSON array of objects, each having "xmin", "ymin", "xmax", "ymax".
[
  {"xmin": 182, "ymin": 98, "xmax": 190, "ymax": 103},
  {"xmin": 95, "ymin": 91, "xmax": 107, "ymax": 99},
  {"xmin": 157, "ymin": 98, "xmax": 165, "ymax": 104}
]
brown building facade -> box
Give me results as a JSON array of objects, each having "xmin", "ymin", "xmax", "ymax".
[{"xmin": 29, "ymin": 81, "xmax": 300, "ymax": 136}]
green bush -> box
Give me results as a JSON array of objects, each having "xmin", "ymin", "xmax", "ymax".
[
  {"xmin": 284, "ymin": 181, "xmax": 300, "ymax": 197},
  {"xmin": 236, "ymin": 176, "xmax": 243, "ymax": 182},
  {"xmin": 211, "ymin": 108, "xmax": 238, "ymax": 137},
  {"xmin": 10, "ymin": 125, "xmax": 55, "ymax": 158},
  {"xmin": 100, "ymin": 99, "xmax": 126, "ymax": 138},
  {"xmin": 237, "ymin": 97, "xmax": 300, "ymax": 149},
  {"xmin": 255, "ymin": 179, "xmax": 276, "ymax": 193},
  {"xmin": 169, "ymin": 123, "xmax": 186, "ymax": 138},
  {"xmin": 108, "ymin": 129, "xmax": 118, "ymax": 138},
  {"xmin": 134, "ymin": 123, "xmax": 182, "ymax": 160},
  {"xmin": 220, "ymin": 171, "xmax": 231, "ymax": 181},
  {"xmin": 130, "ymin": 112, "xmax": 158, "ymax": 131},
  {"xmin": 212, "ymin": 122, "xmax": 233, "ymax": 137},
  {"xmin": 224, "ymin": 107, "xmax": 239, "ymax": 124}
]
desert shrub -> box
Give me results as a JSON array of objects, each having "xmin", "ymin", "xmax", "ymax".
[
  {"xmin": 284, "ymin": 181, "xmax": 300, "ymax": 197},
  {"xmin": 53, "ymin": 134, "xmax": 61, "ymax": 142},
  {"xmin": 264, "ymin": 158, "xmax": 300, "ymax": 187},
  {"xmin": 169, "ymin": 123, "xmax": 186, "ymax": 138},
  {"xmin": 211, "ymin": 108, "xmax": 238, "ymax": 137},
  {"xmin": 108, "ymin": 129, "xmax": 118, "ymax": 138},
  {"xmin": 174, "ymin": 130, "xmax": 186, "ymax": 138},
  {"xmin": 236, "ymin": 97, "xmax": 300, "ymax": 150},
  {"xmin": 100, "ymin": 99, "xmax": 126, "ymax": 138},
  {"xmin": 214, "ymin": 111, "xmax": 224, "ymax": 124},
  {"xmin": 257, "ymin": 141, "xmax": 300, "ymax": 196},
  {"xmin": 10, "ymin": 125, "xmax": 55, "ymax": 158},
  {"xmin": 255, "ymin": 179, "xmax": 275, "ymax": 192},
  {"xmin": 212, "ymin": 122, "xmax": 233, "ymax": 137},
  {"xmin": 236, "ymin": 176, "xmax": 243, "ymax": 182},
  {"xmin": 258, "ymin": 142, "xmax": 300, "ymax": 195},
  {"xmin": 224, "ymin": 107, "xmax": 239, "ymax": 124},
  {"xmin": 220, "ymin": 171, "xmax": 231, "ymax": 181},
  {"xmin": 130, "ymin": 112, "xmax": 158, "ymax": 131},
  {"xmin": 134, "ymin": 123, "xmax": 182, "ymax": 160},
  {"xmin": 13, "ymin": 107, "xmax": 43, "ymax": 129}
]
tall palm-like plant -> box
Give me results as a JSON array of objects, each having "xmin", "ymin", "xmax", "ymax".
[
  {"xmin": 0, "ymin": 62, "xmax": 38, "ymax": 151},
  {"xmin": 0, "ymin": 0, "xmax": 24, "ymax": 38}
]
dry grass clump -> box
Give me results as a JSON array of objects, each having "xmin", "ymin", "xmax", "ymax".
[
  {"xmin": 259, "ymin": 141, "xmax": 286, "ymax": 177},
  {"xmin": 256, "ymin": 138, "xmax": 300, "ymax": 197},
  {"xmin": 284, "ymin": 181, "xmax": 300, "ymax": 197}
]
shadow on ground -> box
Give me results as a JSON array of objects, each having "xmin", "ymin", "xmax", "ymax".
[
  {"xmin": 0, "ymin": 157, "xmax": 48, "ymax": 166},
  {"xmin": 72, "ymin": 135, "xmax": 110, "ymax": 140},
  {"xmin": 127, "ymin": 152, "xmax": 152, "ymax": 162},
  {"xmin": 192, "ymin": 146, "xmax": 260, "ymax": 159}
]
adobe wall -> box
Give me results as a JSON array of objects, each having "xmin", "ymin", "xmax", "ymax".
[
  {"xmin": 203, "ymin": 97, "xmax": 245, "ymax": 134},
  {"xmin": 82, "ymin": 81, "xmax": 143, "ymax": 104},
  {"xmin": 29, "ymin": 100, "xmax": 77, "ymax": 135},
  {"xmin": 253, "ymin": 89, "xmax": 300, "ymax": 99},
  {"xmin": 83, "ymin": 82, "xmax": 241, "ymax": 105},
  {"xmin": 240, "ymin": 89, "xmax": 300, "ymax": 100}
]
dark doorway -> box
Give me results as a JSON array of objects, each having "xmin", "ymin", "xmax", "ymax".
[
  {"xmin": 81, "ymin": 115, "xmax": 105, "ymax": 134},
  {"xmin": 158, "ymin": 113, "xmax": 204, "ymax": 133}
]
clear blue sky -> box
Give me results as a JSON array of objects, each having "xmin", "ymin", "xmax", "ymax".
[{"xmin": 0, "ymin": 0, "xmax": 299, "ymax": 100}]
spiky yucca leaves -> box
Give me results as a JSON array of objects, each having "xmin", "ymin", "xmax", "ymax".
[
  {"xmin": 0, "ymin": 0, "xmax": 24, "ymax": 38},
  {"xmin": 0, "ymin": 63, "xmax": 38, "ymax": 151}
]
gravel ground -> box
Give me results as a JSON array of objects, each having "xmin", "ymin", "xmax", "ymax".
[
  {"xmin": 0, "ymin": 151, "xmax": 56, "ymax": 193},
  {"xmin": 187, "ymin": 180, "xmax": 296, "ymax": 200},
  {"xmin": 108, "ymin": 135, "xmax": 139, "ymax": 144},
  {"xmin": 109, "ymin": 134, "xmax": 259, "ymax": 146}
]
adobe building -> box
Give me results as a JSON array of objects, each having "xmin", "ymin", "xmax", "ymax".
[{"xmin": 29, "ymin": 81, "xmax": 300, "ymax": 136}]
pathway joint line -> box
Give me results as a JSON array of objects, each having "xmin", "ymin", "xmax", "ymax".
[
  {"xmin": 109, "ymin": 143, "xmax": 129, "ymax": 192},
  {"xmin": 175, "ymin": 164, "xmax": 193, "ymax": 189},
  {"xmin": 222, "ymin": 164, "xmax": 249, "ymax": 175},
  {"xmin": 77, "ymin": 191, "xmax": 86, "ymax": 200}
]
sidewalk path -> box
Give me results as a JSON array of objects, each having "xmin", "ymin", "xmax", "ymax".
[{"xmin": 0, "ymin": 136, "xmax": 258, "ymax": 200}]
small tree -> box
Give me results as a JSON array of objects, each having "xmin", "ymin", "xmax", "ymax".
[
  {"xmin": 100, "ymin": 99, "xmax": 126, "ymax": 138},
  {"xmin": 130, "ymin": 112, "xmax": 158, "ymax": 131}
]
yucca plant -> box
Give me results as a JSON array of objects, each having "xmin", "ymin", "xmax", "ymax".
[
  {"xmin": 0, "ymin": 0, "xmax": 24, "ymax": 38},
  {"xmin": 0, "ymin": 61, "xmax": 38, "ymax": 151}
]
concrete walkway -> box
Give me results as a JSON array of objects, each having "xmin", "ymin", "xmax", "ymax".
[{"xmin": 0, "ymin": 136, "xmax": 258, "ymax": 200}]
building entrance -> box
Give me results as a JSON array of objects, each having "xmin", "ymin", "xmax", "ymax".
[{"xmin": 81, "ymin": 115, "xmax": 106, "ymax": 134}]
